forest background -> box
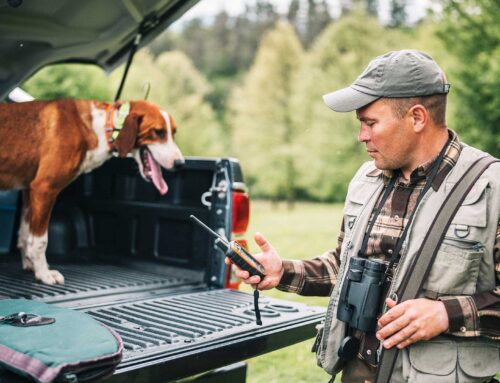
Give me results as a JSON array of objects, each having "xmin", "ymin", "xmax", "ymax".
[{"xmin": 23, "ymin": 0, "xmax": 499, "ymax": 205}]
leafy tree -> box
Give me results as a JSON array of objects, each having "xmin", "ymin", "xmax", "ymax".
[
  {"xmin": 23, "ymin": 64, "xmax": 111, "ymax": 100},
  {"xmin": 388, "ymin": 0, "xmax": 407, "ymax": 27},
  {"xmin": 437, "ymin": 0, "xmax": 500, "ymax": 156},
  {"xmin": 230, "ymin": 22, "xmax": 304, "ymax": 205},
  {"xmin": 294, "ymin": 10, "xmax": 409, "ymax": 201},
  {"xmin": 287, "ymin": 0, "xmax": 332, "ymax": 48},
  {"xmin": 365, "ymin": 0, "xmax": 378, "ymax": 17}
]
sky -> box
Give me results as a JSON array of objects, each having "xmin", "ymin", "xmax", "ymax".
[{"xmin": 180, "ymin": 0, "xmax": 433, "ymax": 25}]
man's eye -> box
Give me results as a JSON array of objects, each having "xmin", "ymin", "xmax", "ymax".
[{"xmin": 155, "ymin": 129, "xmax": 166, "ymax": 139}]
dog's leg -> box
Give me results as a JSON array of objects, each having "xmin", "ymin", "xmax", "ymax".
[
  {"xmin": 26, "ymin": 185, "xmax": 64, "ymax": 285},
  {"xmin": 17, "ymin": 190, "xmax": 33, "ymax": 271}
]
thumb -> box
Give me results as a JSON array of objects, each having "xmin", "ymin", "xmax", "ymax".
[
  {"xmin": 254, "ymin": 232, "xmax": 272, "ymax": 252},
  {"xmin": 385, "ymin": 298, "xmax": 397, "ymax": 309}
]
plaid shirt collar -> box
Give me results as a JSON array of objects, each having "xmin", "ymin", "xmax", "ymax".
[{"xmin": 367, "ymin": 129, "xmax": 462, "ymax": 191}]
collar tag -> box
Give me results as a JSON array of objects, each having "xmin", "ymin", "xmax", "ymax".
[{"xmin": 112, "ymin": 102, "xmax": 130, "ymax": 140}]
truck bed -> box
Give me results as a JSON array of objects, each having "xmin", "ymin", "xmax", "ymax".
[
  {"xmin": 0, "ymin": 261, "xmax": 324, "ymax": 381},
  {"xmin": 0, "ymin": 158, "xmax": 325, "ymax": 381}
]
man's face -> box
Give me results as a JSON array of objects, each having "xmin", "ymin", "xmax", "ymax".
[{"xmin": 356, "ymin": 99, "xmax": 415, "ymax": 175}]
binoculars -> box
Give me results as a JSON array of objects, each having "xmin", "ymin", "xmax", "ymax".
[{"xmin": 337, "ymin": 256, "xmax": 386, "ymax": 333}]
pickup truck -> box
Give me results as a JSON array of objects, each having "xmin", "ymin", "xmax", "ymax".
[{"xmin": 0, "ymin": 1, "xmax": 325, "ymax": 382}]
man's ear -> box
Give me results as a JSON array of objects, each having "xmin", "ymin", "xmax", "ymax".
[
  {"xmin": 114, "ymin": 113, "xmax": 140, "ymax": 158},
  {"xmin": 409, "ymin": 104, "xmax": 428, "ymax": 133}
]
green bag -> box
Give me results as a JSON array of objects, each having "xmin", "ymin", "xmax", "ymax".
[{"xmin": 0, "ymin": 299, "xmax": 123, "ymax": 383}]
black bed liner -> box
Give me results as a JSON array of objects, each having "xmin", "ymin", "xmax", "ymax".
[
  {"xmin": 0, "ymin": 262, "xmax": 324, "ymax": 381},
  {"xmin": 0, "ymin": 158, "xmax": 326, "ymax": 381},
  {"xmin": 0, "ymin": 261, "xmax": 203, "ymax": 306}
]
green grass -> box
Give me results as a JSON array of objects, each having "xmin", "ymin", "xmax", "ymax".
[{"xmin": 240, "ymin": 200, "xmax": 343, "ymax": 383}]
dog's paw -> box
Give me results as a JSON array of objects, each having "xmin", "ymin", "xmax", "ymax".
[
  {"xmin": 22, "ymin": 258, "xmax": 33, "ymax": 272},
  {"xmin": 36, "ymin": 270, "xmax": 65, "ymax": 285}
]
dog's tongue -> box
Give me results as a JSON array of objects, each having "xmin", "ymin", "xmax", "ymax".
[{"xmin": 146, "ymin": 151, "xmax": 168, "ymax": 195}]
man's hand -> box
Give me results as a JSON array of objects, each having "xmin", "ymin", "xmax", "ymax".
[
  {"xmin": 224, "ymin": 232, "xmax": 284, "ymax": 290},
  {"xmin": 376, "ymin": 297, "xmax": 449, "ymax": 349}
]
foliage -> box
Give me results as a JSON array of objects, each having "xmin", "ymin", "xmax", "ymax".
[
  {"xmin": 290, "ymin": 10, "xmax": 409, "ymax": 201},
  {"xmin": 288, "ymin": 0, "xmax": 333, "ymax": 48},
  {"xmin": 149, "ymin": 2, "xmax": 281, "ymax": 78},
  {"xmin": 23, "ymin": 64, "xmax": 111, "ymax": 100},
  {"xmin": 20, "ymin": 1, "xmax": 500, "ymax": 202},
  {"xmin": 389, "ymin": 0, "xmax": 408, "ymax": 27},
  {"xmin": 437, "ymin": 0, "xmax": 500, "ymax": 156},
  {"xmin": 230, "ymin": 22, "xmax": 304, "ymax": 203},
  {"xmin": 110, "ymin": 50, "xmax": 225, "ymax": 157}
]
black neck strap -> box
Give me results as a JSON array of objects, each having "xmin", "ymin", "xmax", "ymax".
[
  {"xmin": 358, "ymin": 173, "xmax": 399, "ymax": 258},
  {"xmin": 358, "ymin": 138, "xmax": 451, "ymax": 284}
]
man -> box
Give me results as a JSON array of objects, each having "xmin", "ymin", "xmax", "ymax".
[{"xmin": 229, "ymin": 50, "xmax": 500, "ymax": 382}]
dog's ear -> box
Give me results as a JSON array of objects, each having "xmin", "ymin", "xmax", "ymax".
[{"xmin": 114, "ymin": 113, "xmax": 140, "ymax": 158}]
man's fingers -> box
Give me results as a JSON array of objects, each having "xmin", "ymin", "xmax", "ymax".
[
  {"xmin": 247, "ymin": 275, "xmax": 261, "ymax": 285},
  {"xmin": 385, "ymin": 298, "xmax": 397, "ymax": 308},
  {"xmin": 254, "ymin": 232, "xmax": 271, "ymax": 252},
  {"xmin": 383, "ymin": 326, "xmax": 419, "ymax": 349},
  {"xmin": 376, "ymin": 313, "xmax": 412, "ymax": 341},
  {"xmin": 378, "ymin": 301, "xmax": 406, "ymax": 327},
  {"xmin": 234, "ymin": 268, "xmax": 250, "ymax": 280}
]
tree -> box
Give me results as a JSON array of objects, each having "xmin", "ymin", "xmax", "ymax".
[
  {"xmin": 230, "ymin": 23, "xmax": 304, "ymax": 205},
  {"xmin": 389, "ymin": 0, "xmax": 407, "ymax": 27},
  {"xmin": 437, "ymin": 0, "xmax": 500, "ymax": 156},
  {"xmin": 23, "ymin": 64, "xmax": 111, "ymax": 100},
  {"xmin": 287, "ymin": 0, "xmax": 332, "ymax": 48},
  {"xmin": 110, "ymin": 50, "xmax": 224, "ymax": 157},
  {"xmin": 294, "ymin": 10, "xmax": 409, "ymax": 201}
]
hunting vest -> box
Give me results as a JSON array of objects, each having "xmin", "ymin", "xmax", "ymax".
[{"xmin": 316, "ymin": 145, "xmax": 500, "ymax": 382}]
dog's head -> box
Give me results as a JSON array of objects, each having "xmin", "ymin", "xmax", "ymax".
[{"xmin": 113, "ymin": 100, "xmax": 184, "ymax": 195}]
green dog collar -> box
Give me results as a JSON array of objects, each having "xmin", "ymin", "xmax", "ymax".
[{"xmin": 112, "ymin": 102, "xmax": 130, "ymax": 140}]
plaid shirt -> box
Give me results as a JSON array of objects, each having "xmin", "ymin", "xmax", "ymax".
[{"xmin": 278, "ymin": 131, "xmax": 500, "ymax": 346}]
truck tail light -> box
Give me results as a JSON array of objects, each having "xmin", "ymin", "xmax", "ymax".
[
  {"xmin": 232, "ymin": 191, "xmax": 249, "ymax": 235},
  {"xmin": 225, "ymin": 190, "xmax": 250, "ymax": 290}
]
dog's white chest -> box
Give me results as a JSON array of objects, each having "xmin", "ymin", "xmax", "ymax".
[{"xmin": 79, "ymin": 106, "xmax": 112, "ymax": 174}]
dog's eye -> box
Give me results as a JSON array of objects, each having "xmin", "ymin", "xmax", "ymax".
[{"xmin": 155, "ymin": 129, "xmax": 166, "ymax": 139}]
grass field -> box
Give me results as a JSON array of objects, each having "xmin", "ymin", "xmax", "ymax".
[{"xmin": 240, "ymin": 200, "xmax": 343, "ymax": 383}]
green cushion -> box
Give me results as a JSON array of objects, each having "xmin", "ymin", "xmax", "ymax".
[{"xmin": 0, "ymin": 299, "xmax": 122, "ymax": 382}]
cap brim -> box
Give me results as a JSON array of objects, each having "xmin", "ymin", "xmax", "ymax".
[{"xmin": 323, "ymin": 87, "xmax": 380, "ymax": 112}]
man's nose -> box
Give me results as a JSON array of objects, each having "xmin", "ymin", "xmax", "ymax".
[{"xmin": 358, "ymin": 125, "xmax": 370, "ymax": 142}]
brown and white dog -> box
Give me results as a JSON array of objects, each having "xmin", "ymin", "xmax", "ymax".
[{"xmin": 0, "ymin": 99, "xmax": 183, "ymax": 284}]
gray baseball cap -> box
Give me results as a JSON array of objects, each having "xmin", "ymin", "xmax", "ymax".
[{"xmin": 323, "ymin": 50, "xmax": 451, "ymax": 112}]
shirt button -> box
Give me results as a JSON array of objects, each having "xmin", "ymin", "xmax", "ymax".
[
  {"xmin": 388, "ymin": 249, "xmax": 393, "ymax": 255},
  {"xmin": 460, "ymin": 326, "xmax": 466, "ymax": 333},
  {"xmin": 366, "ymin": 349, "xmax": 372, "ymax": 355}
]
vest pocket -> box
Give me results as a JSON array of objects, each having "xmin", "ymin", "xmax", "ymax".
[
  {"xmin": 406, "ymin": 340, "xmax": 456, "ymax": 382},
  {"xmin": 404, "ymin": 339, "xmax": 500, "ymax": 383},
  {"xmin": 423, "ymin": 238, "xmax": 484, "ymax": 295},
  {"xmin": 423, "ymin": 186, "xmax": 488, "ymax": 296}
]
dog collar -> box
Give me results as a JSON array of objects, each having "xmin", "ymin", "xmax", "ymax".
[{"xmin": 104, "ymin": 102, "xmax": 130, "ymax": 150}]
